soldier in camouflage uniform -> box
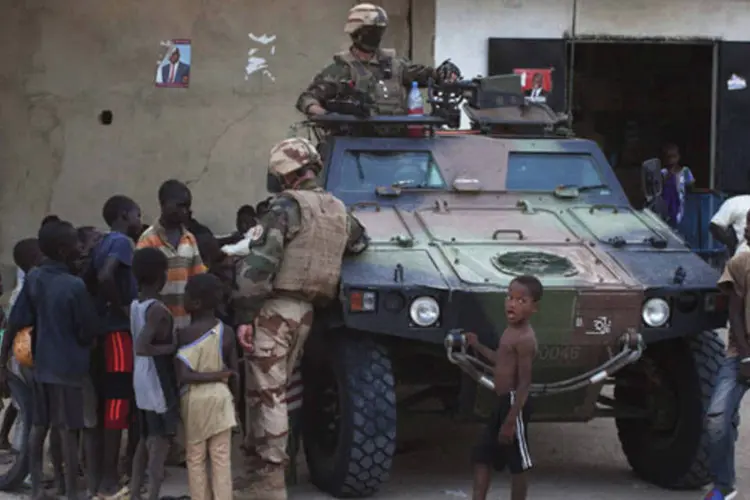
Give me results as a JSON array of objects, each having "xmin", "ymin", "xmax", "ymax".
[
  {"xmin": 232, "ymin": 137, "xmax": 369, "ymax": 499},
  {"xmin": 296, "ymin": 2, "xmax": 459, "ymax": 117}
]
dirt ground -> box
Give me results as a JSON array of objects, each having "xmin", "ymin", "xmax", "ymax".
[
  {"xmin": 150, "ymin": 408, "xmax": 750, "ymax": 500},
  {"xmin": 0, "ymin": 408, "xmax": 747, "ymax": 500},
  {"xmin": 3, "ymin": 409, "xmax": 745, "ymax": 500},
  {"xmin": 0, "ymin": 330, "xmax": 746, "ymax": 500}
]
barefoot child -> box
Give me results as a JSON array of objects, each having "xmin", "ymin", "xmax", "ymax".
[
  {"xmin": 128, "ymin": 248, "xmax": 180, "ymax": 500},
  {"xmin": 465, "ymin": 274, "xmax": 543, "ymax": 500},
  {"xmin": 176, "ymin": 273, "xmax": 238, "ymax": 500}
]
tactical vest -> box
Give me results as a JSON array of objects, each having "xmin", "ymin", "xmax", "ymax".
[
  {"xmin": 334, "ymin": 49, "xmax": 407, "ymax": 115},
  {"xmin": 273, "ymin": 188, "xmax": 349, "ymax": 306}
]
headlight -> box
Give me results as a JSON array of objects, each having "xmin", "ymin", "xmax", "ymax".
[
  {"xmin": 409, "ymin": 296, "xmax": 440, "ymax": 327},
  {"xmin": 642, "ymin": 298, "xmax": 670, "ymax": 327}
]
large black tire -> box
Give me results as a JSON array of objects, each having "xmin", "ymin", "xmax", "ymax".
[
  {"xmin": 302, "ymin": 333, "xmax": 397, "ymax": 498},
  {"xmin": 0, "ymin": 373, "xmax": 31, "ymax": 491},
  {"xmin": 615, "ymin": 330, "xmax": 727, "ymax": 489}
]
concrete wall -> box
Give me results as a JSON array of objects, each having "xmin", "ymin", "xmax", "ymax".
[
  {"xmin": 436, "ymin": 0, "xmax": 750, "ymax": 84},
  {"xmin": 0, "ymin": 0, "xmax": 434, "ymax": 288}
]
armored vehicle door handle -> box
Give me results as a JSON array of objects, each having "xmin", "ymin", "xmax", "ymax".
[
  {"xmin": 351, "ymin": 201, "xmax": 382, "ymax": 212},
  {"xmin": 492, "ymin": 229, "xmax": 525, "ymax": 241},
  {"xmin": 589, "ymin": 204, "xmax": 619, "ymax": 214}
]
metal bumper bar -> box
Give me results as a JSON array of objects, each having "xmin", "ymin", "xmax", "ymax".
[{"xmin": 444, "ymin": 331, "xmax": 645, "ymax": 396}]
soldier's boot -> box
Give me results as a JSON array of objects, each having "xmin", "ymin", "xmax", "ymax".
[
  {"xmin": 233, "ymin": 451, "xmax": 263, "ymax": 490},
  {"xmin": 234, "ymin": 464, "xmax": 287, "ymax": 500}
]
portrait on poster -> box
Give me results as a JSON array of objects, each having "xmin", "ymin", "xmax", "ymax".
[
  {"xmin": 155, "ymin": 39, "xmax": 191, "ymax": 88},
  {"xmin": 513, "ymin": 68, "xmax": 553, "ymax": 104}
]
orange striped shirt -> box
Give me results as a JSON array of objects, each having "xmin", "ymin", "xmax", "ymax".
[{"xmin": 136, "ymin": 220, "xmax": 207, "ymax": 328}]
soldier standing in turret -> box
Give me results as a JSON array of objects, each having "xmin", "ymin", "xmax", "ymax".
[
  {"xmin": 296, "ymin": 3, "xmax": 459, "ymax": 117},
  {"xmin": 232, "ymin": 137, "xmax": 369, "ymax": 500}
]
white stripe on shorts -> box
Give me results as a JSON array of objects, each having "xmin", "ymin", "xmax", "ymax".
[{"xmin": 510, "ymin": 391, "xmax": 532, "ymax": 470}]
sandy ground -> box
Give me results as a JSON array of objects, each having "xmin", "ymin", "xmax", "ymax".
[
  {"xmin": 3, "ymin": 405, "xmax": 744, "ymax": 500},
  {"xmin": 0, "ymin": 329, "xmax": 745, "ymax": 499},
  {"xmin": 161, "ymin": 409, "xmax": 750, "ymax": 500}
]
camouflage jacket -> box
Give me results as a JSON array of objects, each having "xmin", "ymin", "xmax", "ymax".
[
  {"xmin": 231, "ymin": 180, "xmax": 369, "ymax": 325},
  {"xmin": 296, "ymin": 48, "xmax": 438, "ymax": 114}
]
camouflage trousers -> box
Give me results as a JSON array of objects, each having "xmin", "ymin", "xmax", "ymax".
[{"xmin": 244, "ymin": 296, "xmax": 314, "ymax": 467}]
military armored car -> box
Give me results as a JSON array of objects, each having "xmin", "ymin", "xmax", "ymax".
[{"xmin": 290, "ymin": 74, "xmax": 728, "ymax": 498}]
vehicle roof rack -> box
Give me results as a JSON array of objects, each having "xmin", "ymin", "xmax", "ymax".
[
  {"xmin": 461, "ymin": 74, "xmax": 572, "ymax": 137},
  {"xmin": 464, "ymin": 103, "xmax": 572, "ymax": 137},
  {"xmin": 300, "ymin": 73, "xmax": 573, "ymax": 140},
  {"xmin": 307, "ymin": 114, "xmax": 452, "ymax": 138}
]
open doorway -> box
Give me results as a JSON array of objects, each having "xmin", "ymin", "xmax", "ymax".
[{"xmin": 570, "ymin": 42, "xmax": 714, "ymax": 207}]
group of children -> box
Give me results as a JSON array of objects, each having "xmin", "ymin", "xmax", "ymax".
[
  {"xmin": 4, "ymin": 158, "xmax": 747, "ymax": 500},
  {"xmin": 0, "ymin": 179, "xmax": 264, "ymax": 500},
  {"xmin": 0, "ymin": 173, "xmax": 550, "ymax": 500}
]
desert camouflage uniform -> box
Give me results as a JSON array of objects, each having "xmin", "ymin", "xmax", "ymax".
[
  {"xmin": 296, "ymin": 3, "xmax": 440, "ymax": 117},
  {"xmin": 295, "ymin": 50, "xmax": 441, "ymax": 117},
  {"xmin": 232, "ymin": 139, "xmax": 368, "ymax": 499}
]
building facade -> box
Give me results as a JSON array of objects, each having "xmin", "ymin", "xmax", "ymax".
[
  {"xmin": 435, "ymin": 0, "xmax": 750, "ymax": 200},
  {"xmin": 3, "ymin": 0, "xmax": 750, "ymax": 285},
  {"xmin": 0, "ymin": 0, "xmax": 435, "ymax": 285}
]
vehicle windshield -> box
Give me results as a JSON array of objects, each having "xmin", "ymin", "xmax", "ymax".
[
  {"xmin": 506, "ymin": 153, "xmax": 605, "ymax": 191},
  {"xmin": 333, "ymin": 150, "xmax": 447, "ymax": 193}
]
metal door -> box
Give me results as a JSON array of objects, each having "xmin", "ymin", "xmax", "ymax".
[{"xmin": 717, "ymin": 42, "xmax": 750, "ymax": 194}]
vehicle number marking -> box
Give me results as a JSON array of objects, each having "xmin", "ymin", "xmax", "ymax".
[
  {"xmin": 536, "ymin": 346, "xmax": 581, "ymax": 362},
  {"xmin": 586, "ymin": 316, "xmax": 611, "ymax": 335}
]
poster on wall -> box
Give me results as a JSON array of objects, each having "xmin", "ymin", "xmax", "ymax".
[
  {"xmin": 513, "ymin": 68, "xmax": 553, "ymax": 104},
  {"xmin": 155, "ymin": 39, "xmax": 191, "ymax": 88}
]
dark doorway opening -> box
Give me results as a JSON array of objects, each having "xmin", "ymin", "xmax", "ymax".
[{"xmin": 570, "ymin": 42, "xmax": 713, "ymax": 206}]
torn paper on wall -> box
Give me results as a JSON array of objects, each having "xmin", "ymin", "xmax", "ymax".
[
  {"xmin": 246, "ymin": 33, "xmax": 277, "ymax": 82},
  {"xmin": 728, "ymin": 74, "xmax": 747, "ymax": 91}
]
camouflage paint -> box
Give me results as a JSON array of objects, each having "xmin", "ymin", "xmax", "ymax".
[{"xmin": 322, "ymin": 133, "xmax": 724, "ymax": 420}]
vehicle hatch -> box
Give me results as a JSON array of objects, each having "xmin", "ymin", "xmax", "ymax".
[
  {"xmin": 414, "ymin": 206, "xmax": 638, "ymax": 289},
  {"xmin": 568, "ymin": 205, "xmax": 669, "ymax": 246}
]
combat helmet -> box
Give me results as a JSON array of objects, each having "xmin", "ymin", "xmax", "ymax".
[
  {"xmin": 268, "ymin": 137, "xmax": 322, "ymax": 178},
  {"xmin": 345, "ymin": 3, "xmax": 388, "ymax": 52}
]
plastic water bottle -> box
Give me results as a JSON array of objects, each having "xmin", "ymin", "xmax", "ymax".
[{"xmin": 407, "ymin": 81, "xmax": 425, "ymax": 137}]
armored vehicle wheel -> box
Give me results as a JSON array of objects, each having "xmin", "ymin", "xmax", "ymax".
[
  {"xmin": 301, "ymin": 333, "xmax": 397, "ymax": 498},
  {"xmin": 615, "ymin": 331, "xmax": 727, "ymax": 489}
]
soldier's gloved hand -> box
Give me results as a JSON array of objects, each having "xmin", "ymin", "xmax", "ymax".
[
  {"xmin": 237, "ymin": 324, "xmax": 255, "ymax": 353},
  {"xmin": 436, "ymin": 59, "xmax": 462, "ymax": 84}
]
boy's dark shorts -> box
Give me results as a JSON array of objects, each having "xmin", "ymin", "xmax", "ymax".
[
  {"xmin": 471, "ymin": 391, "xmax": 533, "ymax": 474},
  {"xmin": 138, "ymin": 409, "xmax": 179, "ymax": 438},
  {"xmin": 99, "ymin": 330, "xmax": 135, "ymax": 431},
  {"xmin": 31, "ymin": 378, "xmax": 97, "ymax": 430}
]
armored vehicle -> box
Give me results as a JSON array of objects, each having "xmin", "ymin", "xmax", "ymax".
[{"xmin": 291, "ymin": 75, "xmax": 728, "ymax": 498}]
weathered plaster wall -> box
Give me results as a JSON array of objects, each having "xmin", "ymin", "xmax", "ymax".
[
  {"xmin": 0, "ymin": 0, "xmax": 434, "ymax": 288},
  {"xmin": 575, "ymin": 0, "xmax": 750, "ymax": 39}
]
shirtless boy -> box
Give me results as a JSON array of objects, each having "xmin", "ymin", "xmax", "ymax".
[{"xmin": 465, "ymin": 274, "xmax": 543, "ymax": 500}]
